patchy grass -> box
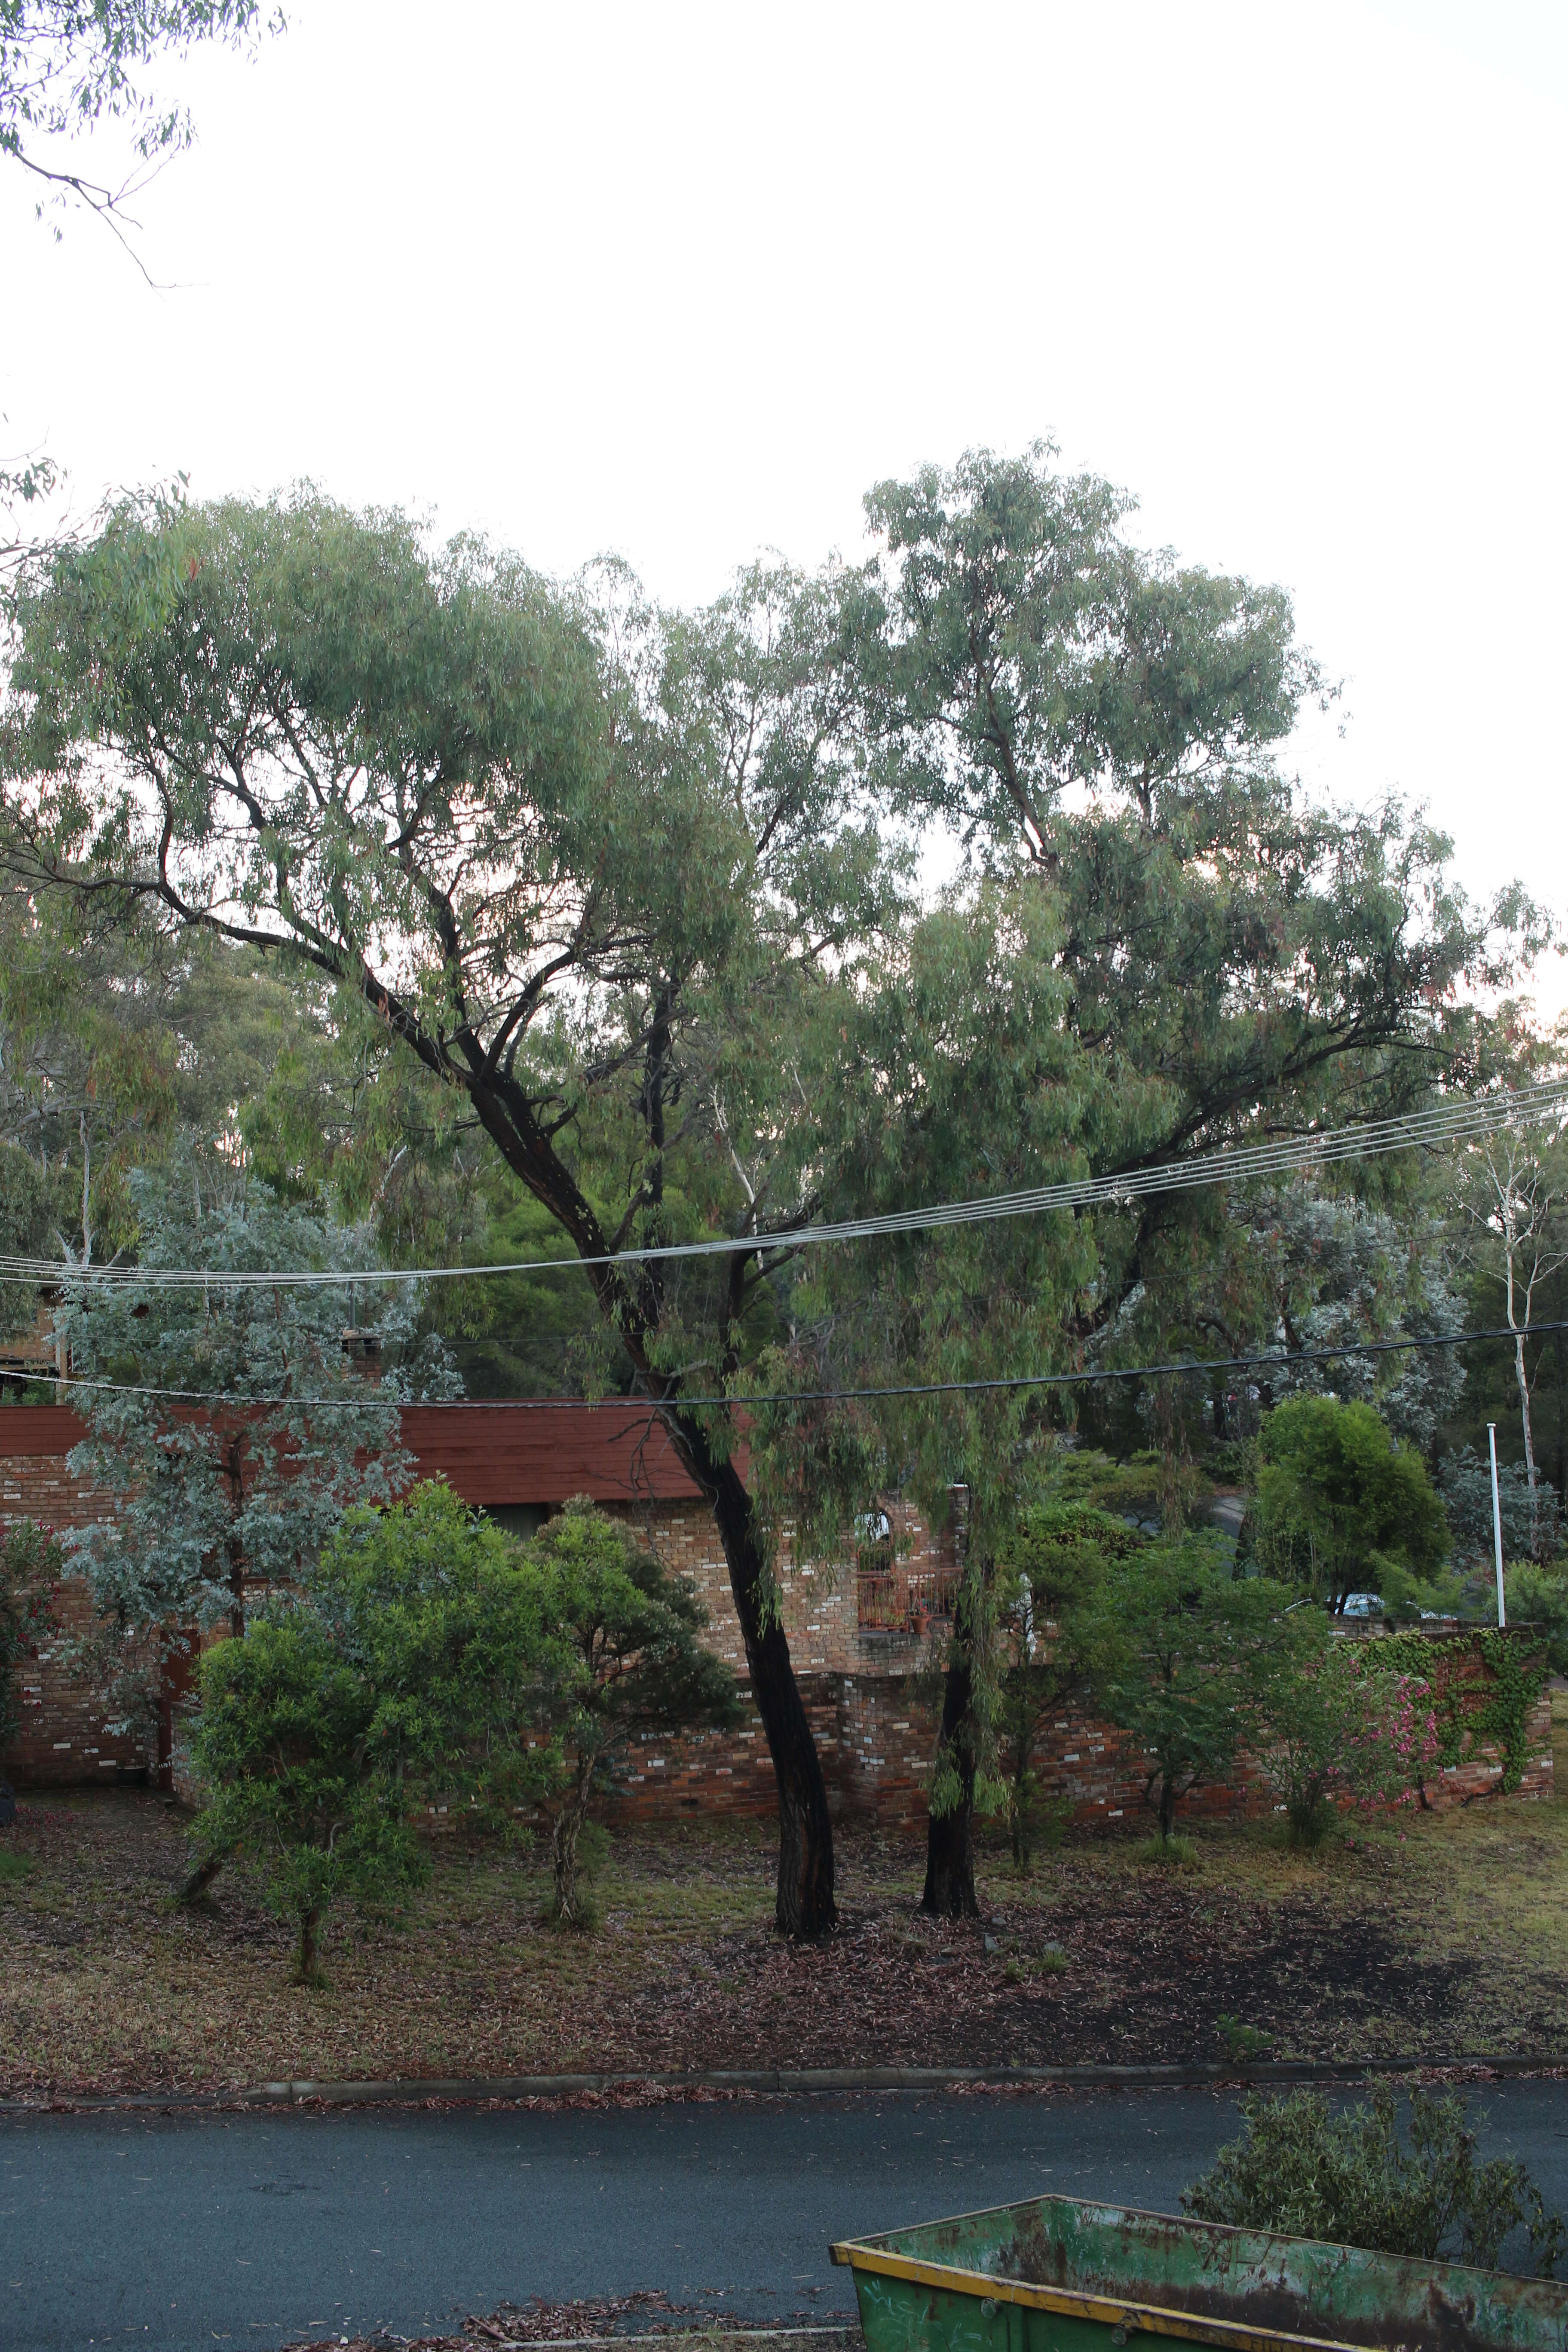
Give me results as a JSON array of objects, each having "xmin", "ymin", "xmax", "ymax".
[{"xmin": 2, "ymin": 1704, "xmax": 1565, "ymax": 2098}]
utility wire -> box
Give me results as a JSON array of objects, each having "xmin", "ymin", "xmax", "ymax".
[
  {"xmin": 37, "ymin": 1318, "xmax": 1568, "ymax": 1417},
  {"xmin": 18, "ymin": 1077, "xmax": 1568, "ymax": 1293}
]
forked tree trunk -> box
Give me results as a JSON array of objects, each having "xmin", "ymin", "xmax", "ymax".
[
  {"xmin": 178, "ymin": 1846, "xmax": 230, "ymax": 1904},
  {"xmin": 551, "ymin": 1759, "xmax": 596, "ymax": 1926},
  {"xmin": 699, "ymin": 1433, "xmax": 836, "ymax": 1938}
]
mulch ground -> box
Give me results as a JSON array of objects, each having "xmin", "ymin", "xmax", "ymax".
[
  {"xmin": 3, "ymin": 1700, "xmax": 1566, "ymax": 2098},
  {"xmin": 276, "ymin": 2325, "xmax": 859, "ymax": 2352}
]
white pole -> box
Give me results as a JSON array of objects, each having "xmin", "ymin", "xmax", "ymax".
[{"xmin": 1488, "ymin": 1422, "xmax": 1507, "ymax": 1629}]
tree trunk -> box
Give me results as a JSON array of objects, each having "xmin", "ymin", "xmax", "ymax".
[
  {"xmin": 551, "ymin": 1760, "xmax": 595, "ymax": 1926},
  {"xmin": 1514, "ymin": 1331, "xmax": 1542, "ymax": 1558},
  {"xmin": 923, "ymin": 1630, "xmax": 979, "ymax": 1916},
  {"xmin": 178, "ymin": 1847, "xmax": 231, "ymax": 1904},
  {"xmin": 295, "ymin": 1903, "xmax": 322, "ymax": 1982},
  {"xmin": 696, "ymin": 1430, "xmax": 836, "ymax": 1937},
  {"xmin": 1157, "ymin": 1774, "xmax": 1177, "ymax": 1840}
]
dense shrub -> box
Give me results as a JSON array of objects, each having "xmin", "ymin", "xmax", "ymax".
[{"xmin": 1185, "ymin": 2087, "xmax": 1566, "ymax": 2276}]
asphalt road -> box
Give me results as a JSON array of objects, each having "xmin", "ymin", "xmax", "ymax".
[{"xmin": 6, "ymin": 2083, "xmax": 1568, "ymax": 2352}]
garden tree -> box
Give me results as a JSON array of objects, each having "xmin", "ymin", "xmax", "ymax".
[
  {"xmin": 0, "ymin": 495, "xmax": 904, "ymax": 1937},
  {"xmin": 995, "ymin": 1501, "xmax": 1142, "ymax": 1872},
  {"xmin": 1251, "ymin": 1396, "xmax": 1452, "ymax": 1617},
  {"xmin": 0, "ymin": 1, "xmax": 281, "ymax": 245},
  {"xmin": 1078, "ymin": 1536, "xmax": 1273, "ymax": 1841},
  {"xmin": 182, "ymin": 1479, "xmax": 559, "ymax": 1903},
  {"xmin": 0, "ymin": 1516, "xmax": 58, "ymax": 1748},
  {"xmin": 1243, "ymin": 1608, "xmax": 1438, "ymax": 1843},
  {"xmin": 187, "ymin": 1606, "xmax": 423, "ymax": 1982},
  {"xmin": 59, "ymin": 1168, "xmax": 454, "ymax": 1740},
  {"xmin": 516, "ymin": 1496, "xmax": 742, "ymax": 1926}
]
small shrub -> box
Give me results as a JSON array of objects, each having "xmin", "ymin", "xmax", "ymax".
[
  {"xmin": 1035, "ymin": 1942, "xmax": 1069, "ymax": 1977},
  {"xmin": 1134, "ymin": 1831, "xmax": 1198, "ymax": 1868},
  {"xmin": 1216, "ymin": 2013, "xmax": 1274, "ymax": 2061},
  {"xmin": 1184, "ymin": 2087, "xmax": 1567, "ymax": 2276},
  {"xmin": 0, "ymin": 1849, "xmax": 32, "ymax": 1885}
]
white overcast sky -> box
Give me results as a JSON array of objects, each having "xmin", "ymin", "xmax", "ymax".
[{"xmin": 5, "ymin": 0, "xmax": 1565, "ymax": 1002}]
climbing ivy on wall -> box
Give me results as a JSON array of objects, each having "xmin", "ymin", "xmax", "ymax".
[{"xmin": 1375, "ymin": 1630, "xmax": 1548, "ymax": 1797}]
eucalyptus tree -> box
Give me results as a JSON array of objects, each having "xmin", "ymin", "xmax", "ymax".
[{"xmin": 2, "ymin": 498, "xmax": 895, "ymax": 1935}]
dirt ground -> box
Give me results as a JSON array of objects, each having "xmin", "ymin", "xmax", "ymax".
[
  {"xmin": 3, "ymin": 1700, "xmax": 1565, "ymax": 2099},
  {"xmin": 279, "ymin": 2324, "xmax": 859, "ymax": 2352}
]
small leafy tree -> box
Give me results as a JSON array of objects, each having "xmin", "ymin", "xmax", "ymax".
[
  {"xmin": 186, "ymin": 1608, "xmax": 418, "ymax": 1982},
  {"xmin": 1246, "ymin": 1614, "xmax": 1438, "ymax": 1844},
  {"xmin": 1185, "ymin": 2086, "xmax": 1566, "ymax": 2276},
  {"xmin": 997, "ymin": 1502, "xmax": 1141, "ymax": 1872},
  {"xmin": 517, "ymin": 1498, "xmax": 743, "ymax": 1926},
  {"xmin": 1081, "ymin": 1537, "xmax": 1271, "ymax": 1841},
  {"xmin": 1252, "ymin": 1396, "xmax": 1451, "ymax": 1617},
  {"xmin": 1503, "ymin": 1563, "xmax": 1568, "ymax": 1674},
  {"xmin": 61, "ymin": 1169, "xmax": 454, "ymax": 1737},
  {"xmin": 0, "ymin": 1517, "xmax": 59, "ymax": 1748},
  {"xmin": 182, "ymin": 1479, "xmax": 559, "ymax": 1905}
]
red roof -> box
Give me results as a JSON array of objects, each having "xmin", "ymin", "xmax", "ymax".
[{"xmin": 0, "ymin": 1401, "xmax": 706, "ymax": 1507}]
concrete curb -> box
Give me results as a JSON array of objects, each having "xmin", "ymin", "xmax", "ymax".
[{"xmin": 4, "ymin": 2055, "xmax": 1565, "ymax": 2114}]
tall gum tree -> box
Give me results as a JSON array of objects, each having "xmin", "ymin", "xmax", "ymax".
[
  {"xmin": 0, "ymin": 498, "xmax": 901, "ymax": 1936},
  {"xmin": 764, "ymin": 445, "xmax": 1543, "ymax": 1914}
]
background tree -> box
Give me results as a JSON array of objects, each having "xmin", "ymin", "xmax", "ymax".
[
  {"xmin": 1251, "ymin": 1396, "xmax": 1451, "ymax": 1617},
  {"xmin": 517, "ymin": 1496, "xmax": 742, "ymax": 1926},
  {"xmin": 60, "ymin": 1168, "xmax": 453, "ymax": 1740}
]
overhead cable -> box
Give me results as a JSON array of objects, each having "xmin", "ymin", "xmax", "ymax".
[
  {"xmin": 39, "ymin": 1316, "xmax": 1568, "ymax": 1416},
  {"xmin": 17, "ymin": 1077, "xmax": 1568, "ymax": 1294}
]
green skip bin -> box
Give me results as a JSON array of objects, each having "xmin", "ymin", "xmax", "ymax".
[{"xmin": 830, "ymin": 2191, "xmax": 1568, "ymax": 2352}]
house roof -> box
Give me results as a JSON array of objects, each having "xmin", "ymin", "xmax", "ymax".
[{"xmin": 0, "ymin": 1402, "xmax": 708, "ymax": 1508}]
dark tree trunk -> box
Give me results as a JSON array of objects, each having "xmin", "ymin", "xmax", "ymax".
[
  {"xmin": 295, "ymin": 1903, "xmax": 322, "ymax": 1982},
  {"xmin": 550, "ymin": 1759, "xmax": 596, "ymax": 1926},
  {"xmin": 922, "ymin": 1632, "xmax": 980, "ymax": 1918},
  {"xmin": 698, "ymin": 1432, "xmax": 836, "ymax": 1937},
  {"xmin": 1157, "ymin": 1774, "xmax": 1177, "ymax": 1840},
  {"xmin": 178, "ymin": 1847, "xmax": 230, "ymax": 1904}
]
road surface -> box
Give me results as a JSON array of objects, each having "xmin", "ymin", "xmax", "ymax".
[{"xmin": 6, "ymin": 2082, "xmax": 1568, "ymax": 2351}]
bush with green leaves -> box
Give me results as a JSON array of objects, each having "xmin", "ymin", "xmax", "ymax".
[
  {"xmin": 187, "ymin": 1609, "xmax": 419, "ymax": 1982},
  {"xmin": 1079, "ymin": 1536, "xmax": 1278, "ymax": 1841},
  {"xmin": 184, "ymin": 1482, "xmax": 562, "ymax": 1975},
  {"xmin": 0, "ymin": 1517, "xmax": 59, "ymax": 1748},
  {"xmin": 1503, "ymin": 1563, "xmax": 1568, "ymax": 1675},
  {"xmin": 1185, "ymin": 2086, "xmax": 1566, "ymax": 2276},
  {"xmin": 516, "ymin": 1497, "xmax": 743, "ymax": 1926},
  {"xmin": 1251, "ymin": 1396, "xmax": 1452, "ymax": 1618},
  {"xmin": 1246, "ymin": 1614, "xmax": 1438, "ymax": 1844},
  {"xmin": 997, "ymin": 1501, "xmax": 1143, "ymax": 1872}
]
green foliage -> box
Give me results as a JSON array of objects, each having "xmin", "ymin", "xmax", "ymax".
[
  {"xmin": 1474, "ymin": 1631, "xmax": 1550, "ymax": 1795},
  {"xmin": 1246, "ymin": 1617, "xmax": 1439, "ymax": 1844},
  {"xmin": 1504, "ymin": 1564, "xmax": 1568, "ymax": 1675},
  {"xmin": 1216, "ymin": 2014, "xmax": 1274, "ymax": 2061},
  {"xmin": 1081, "ymin": 1537, "xmax": 1277, "ymax": 1838},
  {"xmin": 187, "ymin": 1611, "xmax": 423, "ymax": 1983},
  {"xmin": 0, "ymin": 1516, "xmax": 58, "ymax": 1745},
  {"xmin": 996, "ymin": 1500, "xmax": 1139, "ymax": 1872},
  {"xmin": 516, "ymin": 1498, "xmax": 744, "ymax": 1926},
  {"xmin": 0, "ymin": 1, "xmax": 280, "ymax": 235},
  {"xmin": 1253, "ymin": 1396, "xmax": 1452, "ymax": 1617},
  {"xmin": 306, "ymin": 1481, "xmax": 564, "ymax": 1823},
  {"xmin": 61, "ymin": 1169, "xmax": 454, "ymax": 1735},
  {"xmin": 1185, "ymin": 2087, "xmax": 1567, "ymax": 2277},
  {"xmin": 1442, "ymin": 1446, "xmax": 1558, "ymax": 1569},
  {"xmin": 1134, "ymin": 1831, "xmax": 1199, "ymax": 1867}
]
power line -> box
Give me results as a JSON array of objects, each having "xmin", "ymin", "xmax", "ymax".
[
  {"xmin": 38, "ymin": 1318, "xmax": 1568, "ymax": 1417},
  {"xmin": 20, "ymin": 1077, "xmax": 1568, "ymax": 1293}
]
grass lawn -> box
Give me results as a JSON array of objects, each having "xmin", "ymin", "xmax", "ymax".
[{"xmin": 3, "ymin": 1697, "xmax": 1565, "ymax": 2099}]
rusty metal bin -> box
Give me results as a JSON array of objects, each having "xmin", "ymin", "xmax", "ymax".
[{"xmin": 831, "ymin": 2190, "xmax": 1568, "ymax": 2350}]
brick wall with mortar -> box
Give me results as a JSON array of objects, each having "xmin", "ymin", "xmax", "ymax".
[{"xmin": 0, "ymin": 1411, "xmax": 1553, "ymax": 1827}]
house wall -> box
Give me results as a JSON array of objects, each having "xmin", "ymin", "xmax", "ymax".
[{"xmin": 0, "ymin": 1409, "xmax": 1553, "ymax": 1828}]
